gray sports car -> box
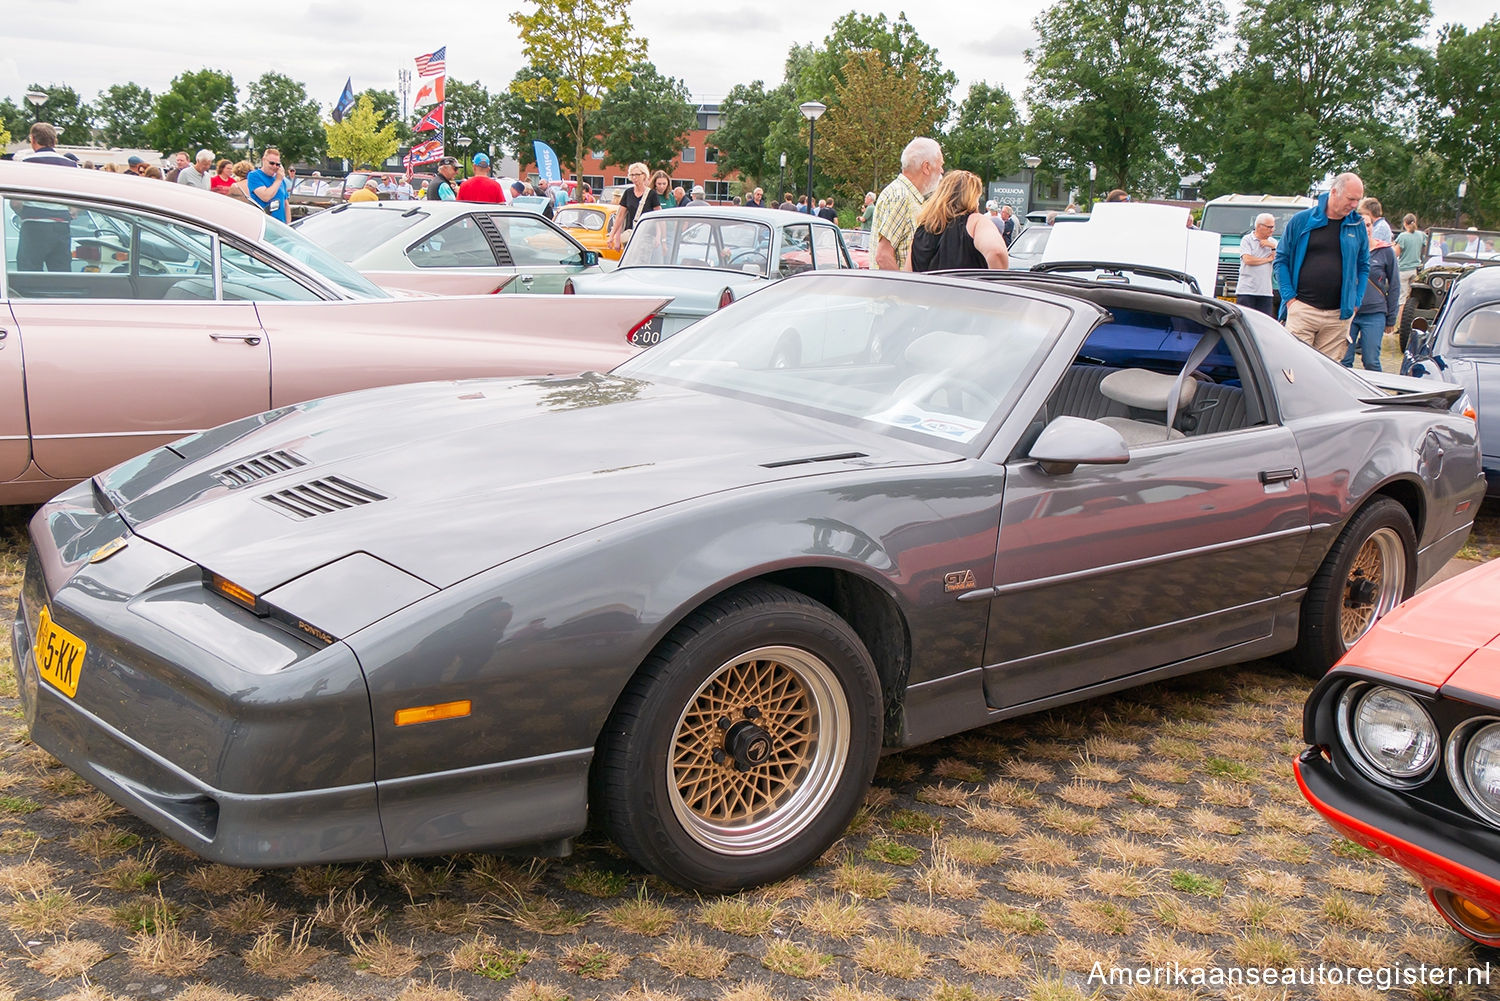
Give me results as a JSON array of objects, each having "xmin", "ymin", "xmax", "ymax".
[{"xmin": 14, "ymin": 269, "xmax": 1484, "ymax": 892}]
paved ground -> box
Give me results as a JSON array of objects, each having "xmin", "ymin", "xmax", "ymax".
[{"xmin": 0, "ymin": 504, "xmax": 1496, "ymax": 1001}]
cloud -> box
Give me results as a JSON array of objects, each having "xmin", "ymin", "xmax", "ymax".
[{"xmin": 960, "ymin": 25, "xmax": 1038, "ymax": 62}]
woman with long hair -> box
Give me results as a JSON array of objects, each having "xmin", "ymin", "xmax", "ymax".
[
  {"xmin": 909, "ymin": 170, "xmax": 1009, "ymax": 272},
  {"xmin": 651, "ymin": 170, "xmax": 675, "ymax": 208}
]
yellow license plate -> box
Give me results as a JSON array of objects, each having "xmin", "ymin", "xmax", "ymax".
[{"xmin": 33, "ymin": 606, "xmax": 85, "ymax": 699}]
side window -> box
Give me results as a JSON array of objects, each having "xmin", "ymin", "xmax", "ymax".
[
  {"xmin": 491, "ymin": 216, "xmax": 580, "ymax": 268},
  {"xmin": 407, "ymin": 217, "xmax": 500, "ymax": 269},
  {"xmin": 1454, "ymin": 307, "xmax": 1500, "ymax": 347},
  {"xmin": 219, "ymin": 242, "xmax": 322, "ymax": 301},
  {"xmin": 778, "ymin": 224, "xmax": 814, "ymax": 278},
  {"xmin": 811, "ymin": 226, "xmax": 843, "ymax": 270},
  {"xmin": 4, "ymin": 196, "xmax": 215, "ymax": 300}
]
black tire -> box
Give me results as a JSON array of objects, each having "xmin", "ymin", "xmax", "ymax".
[
  {"xmin": 1397, "ymin": 294, "xmax": 1419, "ymax": 354},
  {"xmin": 594, "ymin": 583, "xmax": 882, "ymax": 892},
  {"xmin": 1290, "ymin": 497, "xmax": 1416, "ymax": 677}
]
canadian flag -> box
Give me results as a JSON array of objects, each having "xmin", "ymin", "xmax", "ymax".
[{"xmin": 413, "ymin": 75, "xmax": 445, "ymax": 109}]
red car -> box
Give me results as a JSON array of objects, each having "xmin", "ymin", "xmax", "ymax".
[{"xmin": 1297, "ymin": 558, "xmax": 1500, "ymax": 946}]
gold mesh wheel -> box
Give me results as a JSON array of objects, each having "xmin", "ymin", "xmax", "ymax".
[
  {"xmin": 1340, "ymin": 526, "xmax": 1406, "ymax": 647},
  {"xmin": 667, "ymin": 645, "xmax": 850, "ymax": 854}
]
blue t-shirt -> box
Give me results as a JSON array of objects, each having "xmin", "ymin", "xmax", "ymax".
[{"xmin": 246, "ymin": 169, "xmax": 290, "ymax": 222}]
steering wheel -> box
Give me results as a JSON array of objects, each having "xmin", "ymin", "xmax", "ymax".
[
  {"xmin": 911, "ymin": 377, "xmax": 999, "ymax": 420},
  {"xmin": 728, "ymin": 250, "xmax": 768, "ymax": 271}
]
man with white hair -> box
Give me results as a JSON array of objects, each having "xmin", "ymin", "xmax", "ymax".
[
  {"xmin": 858, "ymin": 191, "xmax": 876, "ymax": 230},
  {"xmin": 1274, "ymin": 172, "xmax": 1370, "ymax": 359},
  {"xmin": 1237, "ymin": 212, "xmax": 1279, "ymax": 318},
  {"xmin": 176, "ymin": 149, "xmax": 215, "ymax": 189},
  {"xmin": 870, "ymin": 136, "xmax": 944, "ymax": 270}
]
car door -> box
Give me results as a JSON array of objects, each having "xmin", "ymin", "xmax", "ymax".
[
  {"xmin": 0, "ymin": 303, "xmax": 26, "ymax": 480},
  {"xmin": 980, "ymin": 326, "xmax": 1310, "ymax": 710},
  {"xmin": 1441, "ymin": 303, "xmax": 1500, "ymax": 475},
  {"xmin": 2, "ymin": 195, "xmax": 270, "ymax": 481},
  {"xmin": 486, "ymin": 213, "xmax": 593, "ymax": 293}
]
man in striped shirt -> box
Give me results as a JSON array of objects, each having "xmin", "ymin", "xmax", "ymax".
[{"xmin": 19, "ymin": 122, "xmax": 78, "ymax": 169}]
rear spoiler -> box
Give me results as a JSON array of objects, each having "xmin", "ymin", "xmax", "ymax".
[{"xmin": 1356, "ymin": 385, "xmax": 1466, "ymax": 410}]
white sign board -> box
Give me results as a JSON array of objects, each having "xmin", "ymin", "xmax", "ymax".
[{"xmin": 1041, "ymin": 202, "xmax": 1219, "ymax": 297}]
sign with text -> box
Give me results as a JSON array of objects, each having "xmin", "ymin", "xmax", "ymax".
[{"xmin": 988, "ymin": 182, "xmax": 1029, "ymax": 215}]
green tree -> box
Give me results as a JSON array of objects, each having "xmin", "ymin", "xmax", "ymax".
[
  {"xmin": 1027, "ymin": 0, "xmax": 1225, "ymax": 196},
  {"xmin": 798, "ymin": 12, "xmax": 956, "ymax": 122},
  {"xmin": 1199, "ymin": 0, "xmax": 1431, "ymax": 197},
  {"xmin": 19, "ymin": 84, "xmax": 93, "ymax": 145},
  {"xmin": 323, "ymin": 94, "xmax": 399, "ymax": 169},
  {"xmin": 443, "ymin": 79, "xmax": 506, "ymax": 168},
  {"xmin": 496, "ymin": 65, "xmax": 575, "ymax": 166},
  {"xmin": 1422, "ymin": 16, "xmax": 1500, "ymax": 226},
  {"xmin": 147, "ymin": 69, "xmax": 239, "ymax": 155},
  {"xmin": 815, "ymin": 51, "xmax": 943, "ymax": 205},
  {"xmin": 510, "ymin": 0, "xmax": 647, "ymax": 199},
  {"xmin": 93, "ymin": 83, "xmax": 154, "ymax": 148},
  {"xmin": 0, "ymin": 99, "xmax": 29, "ymax": 145},
  {"xmin": 592, "ymin": 61, "xmax": 696, "ymax": 177},
  {"xmin": 712, "ymin": 80, "xmax": 797, "ymax": 186},
  {"xmin": 354, "ymin": 88, "xmax": 406, "ymax": 144},
  {"xmin": 241, "ymin": 72, "xmax": 324, "ymax": 165},
  {"xmin": 0, "ymin": 120, "xmax": 9, "ymax": 152},
  {"xmin": 944, "ymin": 82, "xmax": 1024, "ymax": 189}
]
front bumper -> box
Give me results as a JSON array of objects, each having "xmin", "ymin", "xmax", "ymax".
[{"xmin": 1296, "ymin": 748, "xmax": 1500, "ymax": 938}]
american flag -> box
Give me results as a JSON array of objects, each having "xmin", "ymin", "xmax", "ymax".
[{"xmin": 415, "ymin": 46, "xmax": 445, "ymax": 77}]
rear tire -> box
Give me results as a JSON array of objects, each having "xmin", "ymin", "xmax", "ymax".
[
  {"xmin": 594, "ymin": 583, "xmax": 882, "ymax": 892},
  {"xmin": 1290, "ymin": 497, "xmax": 1415, "ymax": 677}
]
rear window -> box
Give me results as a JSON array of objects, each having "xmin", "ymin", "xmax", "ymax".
[{"xmin": 296, "ymin": 207, "xmax": 431, "ymax": 263}]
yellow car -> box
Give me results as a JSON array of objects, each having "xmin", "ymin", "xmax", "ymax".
[{"xmin": 556, "ymin": 202, "xmax": 624, "ymax": 261}]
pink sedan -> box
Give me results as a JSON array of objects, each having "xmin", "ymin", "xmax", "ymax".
[{"xmin": 0, "ymin": 162, "xmax": 666, "ymax": 505}]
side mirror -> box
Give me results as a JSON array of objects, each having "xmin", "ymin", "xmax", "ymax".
[
  {"xmin": 582, "ymin": 250, "xmax": 599, "ymax": 268},
  {"xmin": 1028, "ymin": 416, "xmax": 1130, "ymax": 475}
]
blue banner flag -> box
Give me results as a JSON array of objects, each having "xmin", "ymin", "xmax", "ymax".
[
  {"xmin": 533, "ymin": 141, "xmax": 562, "ymax": 182},
  {"xmin": 333, "ymin": 78, "xmax": 355, "ymax": 124}
]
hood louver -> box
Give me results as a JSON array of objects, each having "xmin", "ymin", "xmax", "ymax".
[
  {"xmin": 258, "ymin": 477, "xmax": 387, "ymax": 520},
  {"xmin": 215, "ymin": 450, "xmax": 308, "ymax": 487}
]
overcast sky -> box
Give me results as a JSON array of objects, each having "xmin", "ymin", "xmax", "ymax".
[{"xmin": 3, "ymin": 0, "xmax": 1496, "ymax": 121}]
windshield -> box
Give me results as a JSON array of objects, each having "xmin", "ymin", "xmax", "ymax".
[
  {"xmin": 1199, "ymin": 204, "xmax": 1305, "ymax": 240},
  {"xmin": 295, "ymin": 206, "xmax": 430, "ymax": 263},
  {"xmin": 622, "ymin": 215, "xmax": 773, "ymax": 275},
  {"xmin": 1428, "ymin": 229, "xmax": 1500, "ymax": 260},
  {"xmin": 1010, "ymin": 226, "xmax": 1051, "ymax": 256},
  {"xmin": 262, "ymin": 217, "xmax": 391, "ymax": 298},
  {"xmin": 557, "ymin": 207, "xmax": 606, "ymax": 231},
  {"xmin": 615, "ymin": 274, "xmax": 1070, "ymax": 453}
]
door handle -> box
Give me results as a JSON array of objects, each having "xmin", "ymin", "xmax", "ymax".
[
  {"xmin": 1258, "ymin": 467, "xmax": 1300, "ymax": 484},
  {"xmin": 518, "ymin": 274, "xmax": 535, "ymax": 285},
  {"xmin": 210, "ymin": 332, "xmax": 263, "ymax": 346}
]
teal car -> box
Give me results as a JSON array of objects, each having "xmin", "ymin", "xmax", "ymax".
[{"xmin": 1197, "ymin": 194, "xmax": 1313, "ymax": 301}]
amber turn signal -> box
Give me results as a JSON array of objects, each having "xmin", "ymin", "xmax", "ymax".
[
  {"xmin": 207, "ymin": 573, "xmax": 258, "ymax": 611},
  {"xmin": 395, "ymin": 700, "xmax": 472, "ymax": 727}
]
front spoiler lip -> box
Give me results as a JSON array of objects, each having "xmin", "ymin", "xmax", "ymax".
[{"xmin": 1296, "ymin": 749, "xmax": 1500, "ymax": 929}]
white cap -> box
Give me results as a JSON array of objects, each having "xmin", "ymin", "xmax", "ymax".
[{"xmin": 986, "ymin": 200, "xmax": 998, "ymax": 211}]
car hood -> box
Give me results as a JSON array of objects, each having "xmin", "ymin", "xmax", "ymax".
[
  {"xmin": 573, "ymin": 267, "xmax": 765, "ymax": 312},
  {"xmin": 105, "ymin": 374, "xmax": 954, "ymax": 593},
  {"xmin": 1042, "ymin": 202, "xmax": 1219, "ymax": 296}
]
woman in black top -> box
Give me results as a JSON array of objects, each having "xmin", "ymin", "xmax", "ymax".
[
  {"xmin": 608, "ymin": 162, "xmax": 661, "ymax": 252},
  {"xmin": 909, "ymin": 170, "xmax": 1010, "ymax": 272}
]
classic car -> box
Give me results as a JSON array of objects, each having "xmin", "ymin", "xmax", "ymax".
[
  {"xmin": 839, "ymin": 228, "xmax": 872, "ymax": 269},
  {"xmin": 294, "ymin": 201, "xmax": 601, "ymax": 296},
  {"xmin": 1404, "ymin": 266, "xmax": 1500, "ymax": 496},
  {"xmin": 14, "ymin": 267, "xmax": 1483, "ymax": 893},
  {"xmin": 338, "ymin": 171, "xmax": 434, "ymax": 202},
  {"xmin": 288, "ymin": 174, "xmax": 345, "ymax": 219},
  {"xmin": 1400, "ymin": 227, "xmax": 1500, "ymax": 351},
  {"xmin": 0, "ymin": 160, "xmax": 666, "ymax": 505},
  {"xmin": 1006, "ymin": 222, "xmax": 1053, "ymax": 270},
  {"xmin": 1297, "ymin": 557, "xmax": 1500, "ymax": 947},
  {"xmin": 557, "ymin": 204, "xmax": 624, "ymax": 262},
  {"xmin": 563, "ymin": 206, "xmax": 854, "ymax": 346}
]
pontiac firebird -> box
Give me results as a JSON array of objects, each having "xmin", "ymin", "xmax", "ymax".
[{"xmin": 14, "ymin": 268, "xmax": 1485, "ymax": 891}]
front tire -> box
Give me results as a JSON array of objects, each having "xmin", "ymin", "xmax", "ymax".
[
  {"xmin": 594, "ymin": 584, "xmax": 882, "ymax": 892},
  {"xmin": 1290, "ymin": 497, "xmax": 1415, "ymax": 677}
]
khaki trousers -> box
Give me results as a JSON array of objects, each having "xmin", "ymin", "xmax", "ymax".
[{"xmin": 1285, "ymin": 299, "xmax": 1350, "ymax": 361}]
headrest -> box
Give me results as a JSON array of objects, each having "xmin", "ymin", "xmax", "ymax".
[{"xmin": 1100, "ymin": 368, "xmax": 1196, "ymax": 410}]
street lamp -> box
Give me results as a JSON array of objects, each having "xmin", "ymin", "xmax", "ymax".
[
  {"xmin": 1456, "ymin": 179, "xmax": 1469, "ymax": 228},
  {"xmin": 24, "ymin": 90, "xmax": 47, "ymax": 127},
  {"xmin": 778, "ymin": 152, "xmax": 786, "ymax": 205},
  {"xmin": 457, "ymin": 136, "xmax": 473, "ymax": 172},
  {"xmin": 1023, "ymin": 155, "xmax": 1041, "ymax": 217},
  {"xmin": 1088, "ymin": 163, "xmax": 1096, "ymax": 208},
  {"xmin": 799, "ymin": 101, "xmax": 826, "ymax": 213}
]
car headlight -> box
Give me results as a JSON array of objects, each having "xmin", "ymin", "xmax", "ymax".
[
  {"xmin": 1432, "ymin": 276, "xmax": 1447, "ymax": 290},
  {"xmin": 1449, "ymin": 720, "xmax": 1500, "ymax": 828},
  {"xmin": 1337, "ymin": 683, "xmax": 1439, "ymax": 786}
]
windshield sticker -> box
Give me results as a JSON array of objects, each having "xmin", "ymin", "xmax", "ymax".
[{"xmin": 869, "ymin": 409, "xmax": 985, "ymax": 443}]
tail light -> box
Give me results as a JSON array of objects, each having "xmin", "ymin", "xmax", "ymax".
[
  {"xmin": 625, "ymin": 315, "xmax": 657, "ymax": 345},
  {"xmin": 718, "ymin": 287, "xmax": 735, "ymax": 309},
  {"xmin": 563, "ymin": 279, "xmax": 575, "ymax": 294}
]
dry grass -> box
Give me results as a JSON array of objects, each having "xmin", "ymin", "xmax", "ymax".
[
  {"xmin": 649, "ymin": 933, "xmax": 732, "ymax": 978},
  {"xmin": 347, "ymin": 929, "xmax": 423, "ymax": 978},
  {"xmin": 698, "ymin": 894, "xmax": 778, "ymax": 935},
  {"xmin": 243, "ymin": 921, "xmax": 326, "ymax": 979}
]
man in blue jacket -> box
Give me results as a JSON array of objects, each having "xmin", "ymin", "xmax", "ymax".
[{"xmin": 1273, "ymin": 173, "xmax": 1370, "ymax": 360}]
